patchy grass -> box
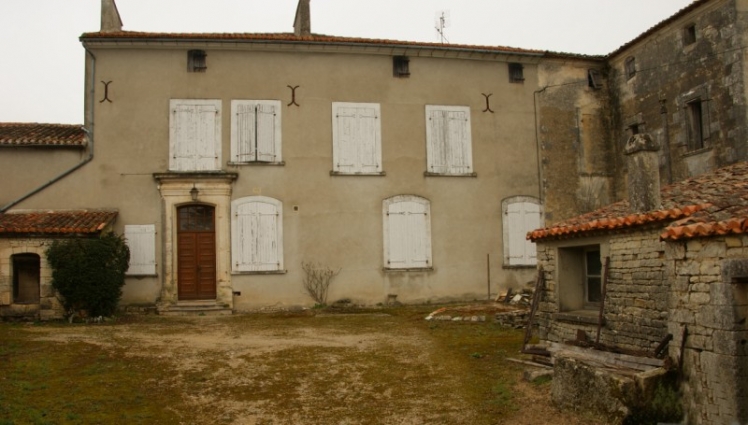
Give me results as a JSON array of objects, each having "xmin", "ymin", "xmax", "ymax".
[{"xmin": 0, "ymin": 306, "xmax": 602, "ymax": 424}]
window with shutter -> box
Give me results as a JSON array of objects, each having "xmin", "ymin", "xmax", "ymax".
[
  {"xmin": 230, "ymin": 100, "xmax": 282, "ymax": 164},
  {"xmin": 169, "ymin": 99, "xmax": 221, "ymax": 171},
  {"xmin": 231, "ymin": 196, "xmax": 284, "ymax": 272},
  {"xmin": 502, "ymin": 196, "xmax": 542, "ymax": 267},
  {"xmin": 425, "ymin": 105, "xmax": 474, "ymax": 176},
  {"xmin": 383, "ymin": 195, "xmax": 432, "ymax": 270},
  {"xmin": 125, "ymin": 224, "xmax": 157, "ymax": 275},
  {"xmin": 332, "ymin": 102, "xmax": 383, "ymax": 175}
]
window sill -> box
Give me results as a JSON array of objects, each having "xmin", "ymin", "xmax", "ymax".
[
  {"xmin": 423, "ymin": 172, "xmax": 477, "ymax": 178},
  {"xmin": 383, "ymin": 267, "xmax": 434, "ymax": 272},
  {"xmin": 330, "ymin": 171, "xmax": 386, "ymax": 176},
  {"xmin": 125, "ymin": 274, "xmax": 158, "ymax": 278},
  {"xmin": 681, "ymin": 146, "xmax": 712, "ymax": 158},
  {"xmin": 502, "ymin": 264, "xmax": 537, "ymax": 269},
  {"xmin": 232, "ymin": 270, "xmax": 287, "ymax": 275},
  {"xmin": 552, "ymin": 310, "xmax": 603, "ymax": 325},
  {"xmin": 228, "ymin": 161, "xmax": 285, "ymax": 166}
]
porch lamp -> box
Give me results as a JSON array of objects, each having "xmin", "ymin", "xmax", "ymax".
[{"xmin": 190, "ymin": 184, "xmax": 199, "ymax": 202}]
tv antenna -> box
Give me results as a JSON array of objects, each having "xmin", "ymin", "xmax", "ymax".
[{"xmin": 435, "ymin": 10, "xmax": 450, "ymax": 44}]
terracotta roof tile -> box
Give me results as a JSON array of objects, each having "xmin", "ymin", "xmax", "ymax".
[
  {"xmin": 0, "ymin": 123, "xmax": 86, "ymax": 147},
  {"xmin": 80, "ymin": 31, "xmax": 564, "ymax": 57},
  {"xmin": 529, "ymin": 160, "xmax": 748, "ymax": 242},
  {"xmin": 0, "ymin": 210, "xmax": 117, "ymax": 236}
]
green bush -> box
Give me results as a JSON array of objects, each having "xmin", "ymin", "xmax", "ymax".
[{"xmin": 46, "ymin": 232, "xmax": 130, "ymax": 318}]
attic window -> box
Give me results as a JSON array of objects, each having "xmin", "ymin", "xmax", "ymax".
[
  {"xmin": 188, "ymin": 50, "xmax": 207, "ymax": 72},
  {"xmin": 508, "ymin": 63, "xmax": 524, "ymax": 83},
  {"xmin": 624, "ymin": 56, "xmax": 636, "ymax": 80},
  {"xmin": 393, "ymin": 56, "xmax": 410, "ymax": 77},
  {"xmin": 684, "ymin": 24, "xmax": 697, "ymax": 45},
  {"xmin": 588, "ymin": 69, "xmax": 602, "ymax": 89}
]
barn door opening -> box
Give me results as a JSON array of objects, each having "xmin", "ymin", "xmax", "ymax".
[
  {"xmin": 177, "ymin": 205, "xmax": 216, "ymax": 300},
  {"xmin": 12, "ymin": 253, "xmax": 40, "ymax": 304}
]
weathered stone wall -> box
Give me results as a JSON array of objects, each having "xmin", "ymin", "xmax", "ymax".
[
  {"xmin": 537, "ymin": 228, "xmax": 668, "ymax": 353},
  {"xmin": 0, "ymin": 238, "xmax": 63, "ymax": 320},
  {"xmin": 608, "ymin": 0, "xmax": 748, "ymax": 193},
  {"xmin": 666, "ymin": 235, "xmax": 748, "ymax": 425}
]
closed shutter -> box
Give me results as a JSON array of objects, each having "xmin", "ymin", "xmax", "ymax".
[
  {"xmin": 234, "ymin": 102, "xmax": 257, "ymax": 162},
  {"xmin": 125, "ymin": 224, "xmax": 156, "ymax": 275},
  {"xmin": 385, "ymin": 197, "xmax": 431, "ymax": 269},
  {"xmin": 505, "ymin": 201, "xmax": 541, "ymax": 266},
  {"xmin": 231, "ymin": 100, "xmax": 281, "ymax": 163},
  {"xmin": 256, "ymin": 103, "xmax": 279, "ymax": 162},
  {"xmin": 233, "ymin": 197, "xmax": 283, "ymax": 272},
  {"xmin": 332, "ymin": 103, "xmax": 381, "ymax": 174},
  {"xmin": 426, "ymin": 106, "xmax": 472, "ymax": 175},
  {"xmin": 170, "ymin": 100, "xmax": 221, "ymax": 171}
]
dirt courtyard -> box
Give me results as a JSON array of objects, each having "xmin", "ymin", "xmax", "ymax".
[{"xmin": 0, "ymin": 306, "xmax": 607, "ymax": 424}]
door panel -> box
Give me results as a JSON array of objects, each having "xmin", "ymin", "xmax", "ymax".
[{"xmin": 177, "ymin": 205, "xmax": 216, "ymax": 300}]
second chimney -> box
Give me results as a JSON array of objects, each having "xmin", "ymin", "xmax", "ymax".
[{"xmin": 294, "ymin": 0, "xmax": 311, "ymax": 37}]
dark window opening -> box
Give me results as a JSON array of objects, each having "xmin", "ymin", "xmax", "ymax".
[
  {"xmin": 12, "ymin": 253, "xmax": 40, "ymax": 304},
  {"xmin": 509, "ymin": 63, "xmax": 524, "ymax": 83},
  {"xmin": 588, "ymin": 69, "xmax": 602, "ymax": 89},
  {"xmin": 585, "ymin": 249, "xmax": 602, "ymax": 304},
  {"xmin": 629, "ymin": 124, "xmax": 640, "ymax": 135},
  {"xmin": 625, "ymin": 56, "xmax": 636, "ymax": 80},
  {"xmin": 732, "ymin": 276, "xmax": 748, "ymax": 284},
  {"xmin": 684, "ymin": 24, "xmax": 697, "ymax": 45},
  {"xmin": 686, "ymin": 99, "xmax": 705, "ymax": 151},
  {"xmin": 188, "ymin": 50, "xmax": 207, "ymax": 72},
  {"xmin": 393, "ymin": 56, "xmax": 410, "ymax": 77}
]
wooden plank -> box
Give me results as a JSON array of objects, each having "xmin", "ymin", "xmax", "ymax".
[
  {"xmin": 595, "ymin": 256, "xmax": 610, "ymax": 344},
  {"xmin": 522, "ymin": 266, "xmax": 544, "ymax": 353}
]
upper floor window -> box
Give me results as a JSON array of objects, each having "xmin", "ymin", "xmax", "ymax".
[
  {"xmin": 393, "ymin": 56, "xmax": 410, "ymax": 77},
  {"xmin": 230, "ymin": 100, "xmax": 282, "ymax": 164},
  {"xmin": 231, "ymin": 196, "xmax": 284, "ymax": 272},
  {"xmin": 624, "ymin": 56, "xmax": 636, "ymax": 80},
  {"xmin": 383, "ymin": 195, "xmax": 432, "ymax": 270},
  {"xmin": 683, "ymin": 24, "xmax": 697, "ymax": 45},
  {"xmin": 686, "ymin": 99, "xmax": 706, "ymax": 151},
  {"xmin": 169, "ymin": 99, "xmax": 221, "ymax": 172},
  {"xmin": 502, "ymin": 196, "xmax": 542, "ymax": 267},
  {"xmin": 425, "ymin": 105, "xmax": 474, "ymax": 176},
  {"xmin": 188, "ymin": 50, "xmax": 207, "ymax": 72},
  {"xmin": 508, "ymin": 63, "xmax": 524, "ymax": 83},
  {"xmin": 332, "ymin": 102, "xmax": 383, "ymax": 175}
]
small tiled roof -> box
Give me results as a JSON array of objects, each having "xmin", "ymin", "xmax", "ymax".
[
  {"xmin": 0, "ymin": 123, "xmax": 86, "ymax": 147},
  {"xmin": 529, "ymin": 161, "xmax": 748, "ymax": 242},
  {"xmin": 0, "ymin": 210, "xmax": 117, "ymax": 236},
  {"xmin": 80, "ymin": 31, "xmax": 588, "ymax": 58}
]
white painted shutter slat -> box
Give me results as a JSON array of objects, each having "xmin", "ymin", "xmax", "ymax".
[
  {"xmin": 233, "ymin": 197, "xmax": 283, "ymax": 272},
  {"xmin": 236, "ymin": 103, "xmax": 257, "ymax": 161},
  {"xmin": 446, "ymin": 111, "xmax": 470, "ymax": 174},
  {"xmin": 125, "ymin": 225, "xmax": 156, "ymax": 275},
  {"xmin": 335, "ymin": 106, "xmax": 358, "ymax": 172},
  {"xmin": 387, "ymin": 207, "xmax": 407, "ymax": 267},
  {"xmin": 256, "ymin": 103, "xmax": 277, "ymax": 162},
  {"xmin": 406, "ymin": 204, "xmax": 429, "ymax": 267},
  {"xmin": 358, "ymin": 107, "xmax": 380, "ymax": 173},
  {"xmin": 427, "ymin": 110, "xmax": 448, "ymax": 173},
  {"xmin": 256, "ymin": 203, "xmax": 279, "ymax": 271},
  {"xmin": 195, "ymin": 105, "xmax": 218, "ymax": 170},
  {"xmin": 506, "ymin": 201, "xmax": 541, "ymax": 265}
]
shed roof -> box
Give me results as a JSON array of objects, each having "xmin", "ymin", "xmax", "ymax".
[
  {"xmin": 529, "ymin": 161, "xmax": 748, "ymax": 242},
  {"xmin": 0, "ymin": 123, "xmax": 86, "ymax": 148},
  {"xmin": 0, "ymin": 210, "xmax": 118, "ymax": 236}
]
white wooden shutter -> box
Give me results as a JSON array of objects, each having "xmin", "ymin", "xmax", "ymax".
[
  {"xmin": 505, "ymin": 201, "xmax": 541, "ymax": 266},
  {"xmin": 170, "ymin": 100, "xmax": 221, "ymax": 171},
  {"xmin": 425, "ymin": 105, "xmax": 472, "ymax": 175},
  {"xmin": 332, "ymin": 102, "xmax": 381, "ymax": 174},
  {"xmin": 385, "ymin": 196, "xmax": 431, "ymax": 269},
  {"xmin": 232, "ymin": 197, "xmax": 283, "ymax": 272},
  {"xmin": 231, "ymin": 100, "xmax": 282, "ymax": 163},
  {"xmin": 125, "ymin": 225, "xmax": 156, "ymax": 275}
]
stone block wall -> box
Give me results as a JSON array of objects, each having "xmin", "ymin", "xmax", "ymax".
[
  {"xmin": 666, "ymin": 235, "xmax": 748, "ymax": 425},
  {"xmin": 537, "ymin": 227, "xmax": 669, "ymax": 353},
  {"xmin": 0, "ymin": 238, "xmax": 64, "ymax": 320}
]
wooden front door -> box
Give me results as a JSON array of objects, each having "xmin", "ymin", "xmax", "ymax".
[{"xmin": 177, "ymin": 205, "xmax": 217, "ymax": 300}]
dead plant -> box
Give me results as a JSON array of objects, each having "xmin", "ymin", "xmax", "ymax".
[{"xmin": 301, "ymin": 261, "xmax": 340, "ymax": 306}]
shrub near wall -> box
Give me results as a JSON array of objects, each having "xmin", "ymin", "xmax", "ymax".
[{"xmin": 46, "ymin": 233, "xmax": 129, "ymax": 318}]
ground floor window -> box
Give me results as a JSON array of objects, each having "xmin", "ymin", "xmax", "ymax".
[
  {"xmin": 12, "ymin": 253, "xmax": 40, "ymax": 304},
  {"xmin": 557, "ymin": 244, "xmax": 603, "ymax": 311},
  {"xmin": 383, "ymin": 195, "xmax": 432, "ymax": 269}
]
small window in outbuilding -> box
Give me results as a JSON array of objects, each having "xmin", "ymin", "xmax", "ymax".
[
  {"xmin": 624, "ymin": 56, "xmax": 636, "ymax": 80},
  {"xmin": 188, "ymin": 50, "xmax": 207, "ymax": 72},
  {"xmin": 508, "ymin": 63, "xmax": 524, "ymax": 83},
  {"xmin": 588, "ymin": 69, "xmax": 602, "ymax": 89},
  {"xmin": 684, "ymin": 24, "xmax": 697, "ymax": 45},
  {"xmin": 12, "ymin": 253, "xmax": 40, "ymax": 304},
  {"xmin": 393, "ymin": 56, "xmax": 410, "ymax": 77}
]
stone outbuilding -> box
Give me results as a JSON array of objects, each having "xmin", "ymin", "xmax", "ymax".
[{"xmin": 529, "ymin": 161, "xmax": 748, "ymax": 424}]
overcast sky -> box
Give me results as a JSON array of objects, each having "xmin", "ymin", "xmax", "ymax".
[{"xmin": 1, "ymin": 0, "xmax": 694, "ymax": 125}]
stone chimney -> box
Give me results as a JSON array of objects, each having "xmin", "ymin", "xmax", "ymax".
[
  {"xmin": 624, "ymin": 133, "xmax": 661, "ymax": 213},
  {"xmin": 100, "ymin": 0, "xmax": 123, "ymax": 32},
  {"xmin": 293, "ymin": 0, "xmax": 311, "ymax": 37}
]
